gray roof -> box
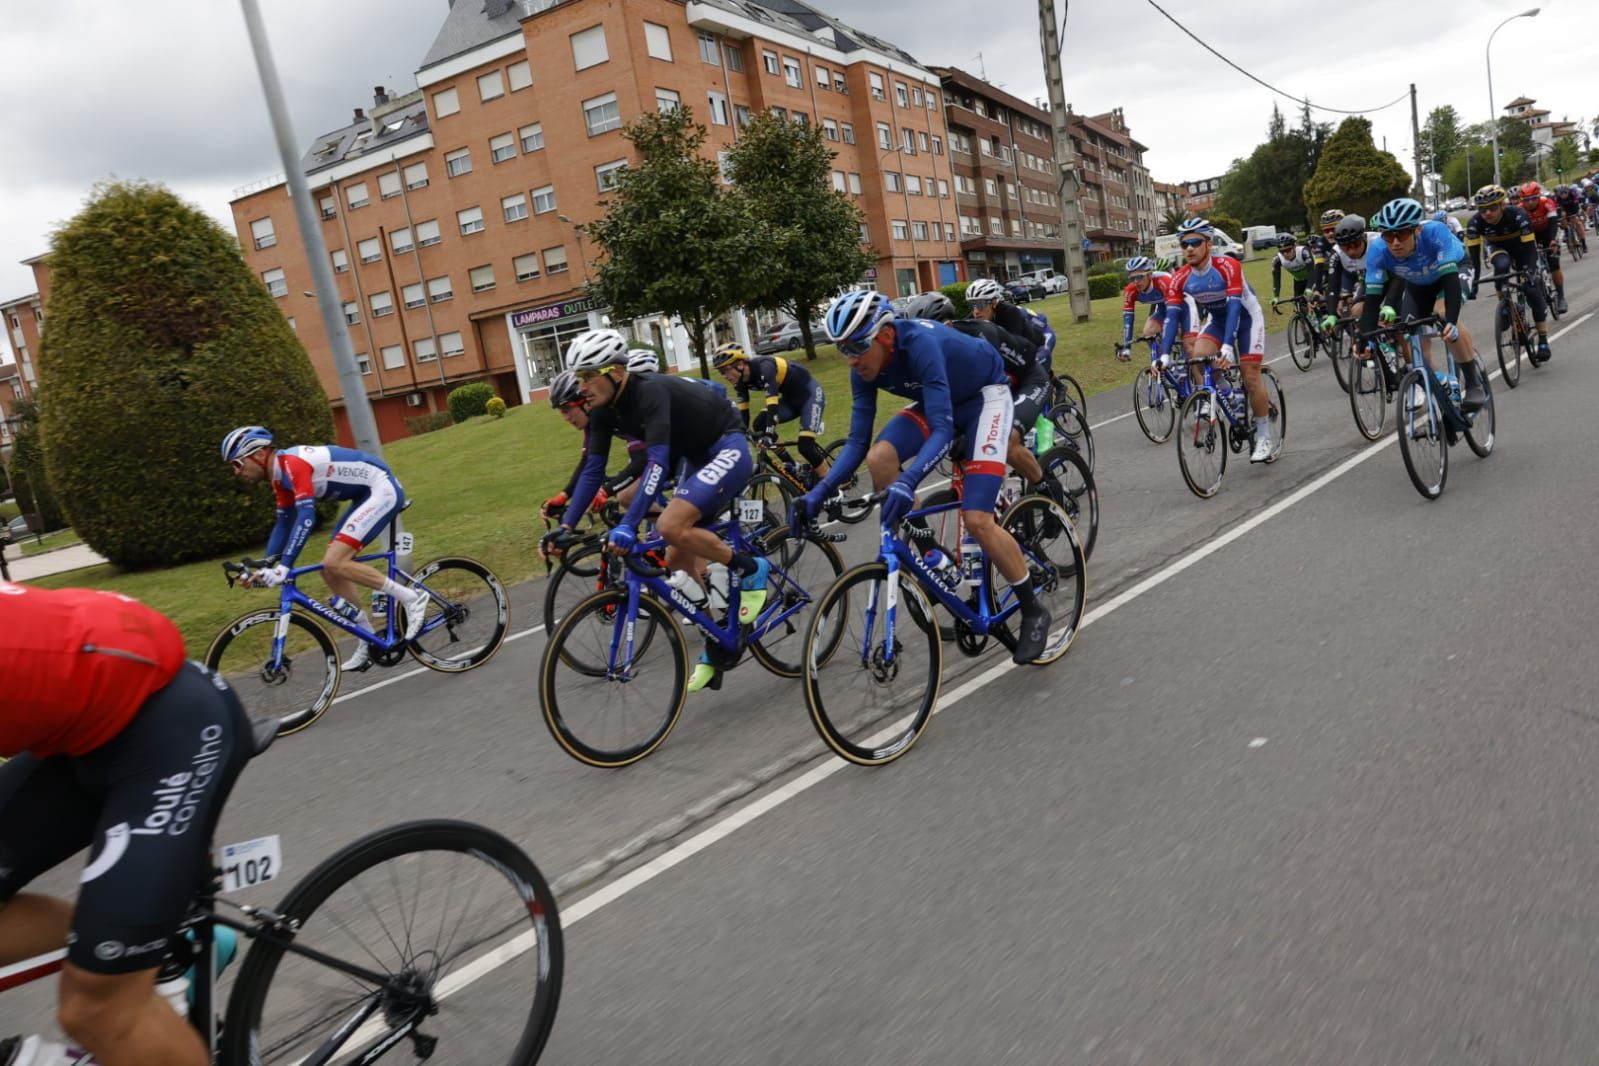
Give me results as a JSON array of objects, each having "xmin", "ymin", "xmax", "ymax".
[
  {"xmin": 419, "ymin": 0, "xmax": 526, "ymax": 71},
  {"xmin": 746, "ymin": 0, "xmax": 923, "ymax": 66},
  {"xmin": 301, "ymin": 100, "xmax": 431, "ymax": 176}
]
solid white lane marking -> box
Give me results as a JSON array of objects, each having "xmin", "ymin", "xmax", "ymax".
[{"xmin": 1249, "ymin": 737, "xmax": 1269, "ymax": 749}]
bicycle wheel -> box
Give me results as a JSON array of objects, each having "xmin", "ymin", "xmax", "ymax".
[
  {"xmin": 1329, "ymin": 329, "xmax": 1353, "ymax": 393},
  {"xmin": 994, "ymin": 496, "xmax": 1086, "ymax": 666},
  {"xmin": 220, "ymin": 819, "xmax": 561, "ymax": 1066},
  {"xmin": 205, "ymin": 611, "xmax": 338, "ymax": 737},
  {"xmin": 1132, "ymin": 365, "xmax": 1177, "ymax": 444},
  {"xmin": 1053, "ymin": 373, "xmax": 1087, "ymax": 417},
  {"xmin": 1050, "ymin": 402, "xmax": 1096, "ymax": 471},
  {"xmin": 1493, "ymin": 298, "xmax": 1523, "ymax": 388},
  {"xmin": 803, "ymin": 562, "xmax": 942, "ymax": 766},
  {"xmin": 1176, "ymin": 390, "xmax": 1227, "ymax": 499},
  {"xmin": 1397, "ymin": 369, "xmax": 1448, "ymax": 500},
  {"xmin": 737, "ymin": 471, "xmax": 792, "ymax": 541},
  {"xmin": 821, "ymin": 439, "xmax": 874, "ymax": 524},
  {"xmin": 1348, "ymin": 349, "xmax": 1388, "ymax": 441},
  {"xmin": 1288, "ymin": 315, "xmax": 1315, "ymax": 372},
  {"xmin": 540, "ymin": 588, "xmax": 687, "ymax": 767},
  {"xmin": 747, "ymin": 528, "xmax": 845, "ymax": 678},
  {"xmin": 404, "ymin": 557, "xmax": 509, "ymax": 673},
  {"xmin": 1259, "ymin": 365, "xmax": 1288, "ymax": 461},
  {"xmin": 1465, "ymin": 374, "xmax": 1495, "ymax": 458},
  {"xmin": 1036, "ymin": 445, "xmax": 1098, "ymax": 562},
  {"xmin": 542, "ymin": 540, "xmax": 607, "ymax": 635}
]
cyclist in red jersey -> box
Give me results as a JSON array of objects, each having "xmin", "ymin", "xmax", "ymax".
[
  {"xmin": 0, "ymin": 583, "xmax": 250, "ymax": 1066},
  {"xmin": 1518, "ymin": 182, "xmax": 1569, "ymax": 314}
]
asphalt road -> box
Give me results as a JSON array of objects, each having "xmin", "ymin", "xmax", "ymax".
[{"xmin": 10, "ymin": 260, "xmax": 1599, "ymax": 1063}]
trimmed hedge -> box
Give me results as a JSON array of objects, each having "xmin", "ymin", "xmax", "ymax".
[
  {"xmin": 939, "ymin": 281, "xmax": 971, "ymax": 320},
  {"xmin": 404, "ymin": 411, "xmax": 454, "ymax": 435},
  {"xmin": 36, "ymin": 180, "xmax": 334, "ymax": 569},
  {"xmin": 485, "ymin": 397, "xmax": 507, "ymax": 419},
  {"xmin": 447, "ymin": 381, "xmax": 496, "ymax": 422},
  {"xmin": 1088, "ymin": 274, "xmax": 1125, "ymax": 300}
]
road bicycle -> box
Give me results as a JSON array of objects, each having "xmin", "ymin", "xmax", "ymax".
[
  {"xmin": 923, "ymin": 432, "xmax": 1098, "ymax": 563},
  {"xmin": 1271, "ymin": 294, "xmax": 1334, "ymax": 374},
  {"xmin": 1049, "ymin": 368, "xmax": 1087, "ymax": 418},
  {"xmin": 1365, "ymin": 315, "xmax": 1495, "ymax": 500},
  {"xmin": 538, "ymin": 509, "xmax": 842, "ymax": 768},
  {"xmin": 749, "ymin": 431, "xmax": 873, "ymax": 525},
  {"xmin": 0, "ymin": 720, "xmax": 562, "ymax": 1064},
  {"xmin": 207, "ymin": 510, "xmax": 508, "ymax": 736},
  {"xmin": 1174, "ymin": 356, "xmax": 1287, "ymax": 499},
  {"xmin": 1125, "ymin": 337, "xmax": 1194, "ymax": 445},
  {"xmin": 1486, "ymin": 268, "xmax": 1547, "ymax": 389},
  {"xmin": 1536, "ymin": 247, "xmax": 1563, "ymax": 320},
  {"xmin": 1346, "ymin": 313, "xmax": 1409, "ymax": 441},
  {"xmin": 799, "ymin": 479, "xmax": 1086, "ymax": 767},
  {"xmin": 1044, "ymin": 372, "xmax": 1095, "ymax": 470},
  {"xmin": 1561, "ymin": 215, "xmax": 1586, "ymax": 261}
]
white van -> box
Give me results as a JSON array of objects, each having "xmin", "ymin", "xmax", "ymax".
[
  {"xmin": 1154, "ymin": 228, "xmax": 1247, "ymax": 263},
  {"xmin": 1017, "ymin": 267, "xmax": 1067, "ymax": 294}
]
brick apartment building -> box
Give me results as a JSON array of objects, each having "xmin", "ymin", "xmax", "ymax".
[
  {"xmin": 1183, "ymin": 174, "xmax": 1222, "ymax": 215},
  {"xmin": 1064, "ymin": 106, "xmax": 1150, "ymax": 262},
  {"xmin": 0, "ymin": 290, "xmax": 42, "ymax": 450},
  {"xmin": 230, "ymin": 0, "xmax": 967, "ymax": 441},
  {"xmin": 1153, "ymin": 179, "xmax": 1186, "ymax": 229}
]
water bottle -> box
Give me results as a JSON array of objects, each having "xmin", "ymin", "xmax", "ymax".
[
  {"xmin": 791, "ymin": 462, "xmax": 813, "ymax": 486},
  {"xmin": 330, "ymin": 595, "xmax": 364, "ymax": 624},
  {"xmin": 923, "ymin": 549, "xmax": 960, "ymax": 590},
  {"xmin": 665, "ymin": 570, "xmax": 707, "ymax": 610},
  {"xmin": 1033, "ymin": 413, "xmax": 1055, "ymax": 452},
  {"xmin": 1434, "ymin": 369, "xmax": 1459, "ymax": 404},
  {"xmin": 705, "ymin": 562, "xmax": 730, "ymax": 614},
  {"xmin": 369, "ymin": 591, "xmax": 389, "ymax": 625},
  {"xmin": 959, "ymin": 535, "xmax": 983, "ymax": 587}
]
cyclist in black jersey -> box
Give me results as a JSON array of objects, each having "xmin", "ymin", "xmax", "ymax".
[
  {"xmin": 540, "ymin": 369, "xmax": 650, "ymax": 524},
  {"xmin": 964, "ymin": 279, "xmax": 1057, "ymax": 373},
  {"xmin": 710, "ymin": 342, "xmax": 829, "ymax": 476},
  {"xmin": 1466, "ymin": 184, "xmax": 1553, "ymax": 362}
]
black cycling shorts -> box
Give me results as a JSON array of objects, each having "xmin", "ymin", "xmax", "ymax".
[{"xmin": 0, "ymin": 662, "xmax": 251, "ymax": 974}]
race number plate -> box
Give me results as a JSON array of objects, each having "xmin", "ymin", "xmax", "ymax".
[
  {"xmin": 220, "ymin": 835, "xmax": 284, "ymax": 892},
  {"xmin": 397, "ymin": 532, "xmax": 415, "ymax": 555},
  {"xmin": 737, "ymin": 498, "xmax": 766, "ymax": 524}
]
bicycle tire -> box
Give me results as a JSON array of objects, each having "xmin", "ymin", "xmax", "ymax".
[
  {"xmin": 992, "ymin": 496, "xmax": 1086, "ymax": 667},
  {"xmin": 747, "ymin": 527, "xmax": 845, "ymax": 678},
  {"xmin": 542, "ymin": 540, "xmax": 607, "ymax": 635},
  {"xmin": 1053, "ymin": 373, "xmax": 1087, "ymax": 417},
  {"xmin": 1464, "ymin": 375, "xmax": 1495, "ymax": 458},
  {"xmin": 1397, "ymin": 368, "xmax": 1447, "ymax": 500},
  {"xmin": 802, "ymin": 561, "xmax": 942, "ymax": 766},
  {"xmin": 407, "ymin": 557, "xmax": 510, "ymax": 673},
  {"xmin": 219, "ymin": 819, "xmax": 561, "ymax": 1066},
  {"xmin": 738, "ymin": 471, "xmax": 793, "ymax": 542},
  {"xmin": 1035, "ymin": 445, "xmax": 1098, "ymax": 562},
  {"xmin": 1348, "ymin": 349, "xmax": 1388, "ymax": 441},
  {"xmin": 1288, "ymin": 315, "xmax": 1315, "ymax": 372},
  {"xmin": 1050, "ymin": 402, "xmax": 1096, "ymax": 471},
  {"xmin": 822, "ymin": 439, "xmax": 874, "ymax": 524},
  {"xmin": 1132, "ymin": 365, "xmax": 1177, "ymax": 444},
  {"xmin": 1329, "ymin": 328, "xmax": 1354, "ymax": 393},
  {"xmin": 1493, "ymin": 297, "xmax": 1522, "ymax": 388},
  {"xmin": 540, "ymin": 588, "xmax": 687, "ymax": 767},
  {"xmin": 1176, "ymin": 390, "xmax": 1227, "ymax": 499},
  {"xmin": 205, "ymin": 610, "xmax": 339, "ymax": 737}
]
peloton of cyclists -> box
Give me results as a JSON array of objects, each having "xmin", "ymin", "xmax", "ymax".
[{"xmin": 1465, "ymin": 184, "xmax": 1553, "ymax": 363}]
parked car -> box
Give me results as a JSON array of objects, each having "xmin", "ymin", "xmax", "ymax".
[
  {"xmin": 1038, "ymin": 274, "xmax": 1070, "ymax": 294},
  {"xmin": 1004, "ymin": 279, "xmax": 1046, "ymax": 303},
  {"xmin": 1019, "ymin": 268, "xmax": 1068, "ymax": 295},
  {"xmin": 754, "ymin": 319, "xmax": 823, "ymax": 354},
  {"xmin": 4, "ymin": 516, "xmax": 29, "ymax": 542}
]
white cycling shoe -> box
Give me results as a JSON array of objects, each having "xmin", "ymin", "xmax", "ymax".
[
  {"xmin": 401, "ymin": 592, "xmax": 429, "ymax": 643},
  {"xmin": 1250, "ymin": 435, "xmax": 1275, "ymax": 464},
  {"xmin": 341, "ymin": 641, "xmax": 372, "ymax": 672}
]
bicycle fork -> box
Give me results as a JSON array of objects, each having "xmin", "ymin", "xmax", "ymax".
[{"xmin": 861, "ymin": 546, "xmax": 901, "ymax": 676}]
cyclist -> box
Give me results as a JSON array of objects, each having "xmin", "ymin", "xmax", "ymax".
[
  {"xmin": 222, "ymin": 427, "xmax": 426, "ymax": 672},
  {"xmin": 794, "ymin": 290, "xmax": 1053, "ymax": 665},
  {"xmin": 1553, "ymin": 183, "xmax": 1587, "ymax": 251},
  {"xmin": 541, "ymin": 328, "xmax": 767, "ymax": 694},
  {"xmin": 1302, "ymin": 209, "xmax": 1346, "ymax": 314},
  {"xmin": 541, "ymin": 369, "xmax": 645, "ymax": 525},
  {"xmin": 965, "ymin": 278, "xmax": 1057, "ymax": 376},
  {"xmin": 1583, "ymin": 178, "xmax": 1599, "ymax": 228},
  {"xmin": 1320, "ymin": 214, "xmax": 1381, "ymax": 335},
  {"xmin": 1361, "ymin": 197, "xmax": 1487, "ymax": 411},
  {"xmin": 710, "ymin": 341, "xmax": 829, "ymax": 477},
  {"xmin": 1160, "ymin": 218, "xmax": 1277, "ymax": 464},
  {"xmin": 1465, "ymin": 184, "xmax": 1552, "ymax": 363},
  {"xmin": 1518, "ymin": 181, "xmax": 1568, "ymax": 314},
  {"xmin": 1271, "ymin": 234, "xmax": 1317, "ymax": 302},
  {"xmin": 0, "ymin": 584, "xmax": 251, "ymax": 1066}
]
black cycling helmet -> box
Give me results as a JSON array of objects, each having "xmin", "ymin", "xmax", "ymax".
[
  {"xmin": 1277, "ymin": 234, "xmax": 1298, "ymax": 249},
  {"xmin": 548, "ymin": 369, "xmax": 584, "ymax": 408},
  {"xmin": 1332, "ymin": 215, "xmax": 1367, "ymax": 244},
  {"xmin": 905, "ymin": 291, "xmax": 956, "ymax": 322}
]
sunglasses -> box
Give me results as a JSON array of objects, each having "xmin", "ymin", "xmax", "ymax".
[
  {"xmin": 574, "ymin": 367, "xmax": 614, "ymax": 383},
  {"xmin": 1336, "ymin": 235, "xmax": 1366, "ymax": 247},
  {"xmin": 1179, "ymin": 238, "xmax": 1208, "ymax": 248},
  {"xmin": 1380, "ymin": 227, "xmax": 1417, "ymax": 243},
  {"xmin": 838, "ymin": 336, "xmax": 875, "ymax": 357},
  {"xmin": 1129, "ymin": 272, "xmax": 1152, "ymax": 282}
]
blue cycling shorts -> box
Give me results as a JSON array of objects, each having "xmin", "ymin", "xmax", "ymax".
[{"xmin": 673, "ymin": 432, "xmax": 754, "ymax": 519}]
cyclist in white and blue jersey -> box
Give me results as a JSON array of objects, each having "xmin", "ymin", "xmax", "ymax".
[
  {"xmin": 795, "ymin": 289, "xmax": 1052, "ymax": 664},
  {"xmin": 223, "ymin": 427, "xmax": 427, "ymax": 671}
]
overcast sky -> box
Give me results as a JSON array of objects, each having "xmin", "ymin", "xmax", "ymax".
[{"xmin": 3, "ymin": 0, "xmax": 1593, "ymax": 362}]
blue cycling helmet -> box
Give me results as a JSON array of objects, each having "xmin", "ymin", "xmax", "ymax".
[
  {"xmin": 1126, "ymin": 256, "xmax": 1156, "ymax": 273},
  {"xmin": 1176, "ymin": 217, "xmax": 1213, "ymax": 237},
  {"xmin": 221, "ymin": 425, "xmax": 273, "ymax": 463},
  {"xmin": 1431, "ymin": 210, "xmax": 1449, "ymax": 223},
  {"xmin": 825, "ymin": 289, "xmax": 895, "ymax": 349},
  {"xmin": 1372, "ymin": 197, "xmax": 1425, "ymax": 232}
]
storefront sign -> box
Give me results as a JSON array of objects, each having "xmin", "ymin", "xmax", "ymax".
[
  {"xmin": 510, "ymin": 295, "xmax": 598, "ymax": 329},
  {"xmin": 860, "ymin": 268, "xmax": 878, "ymax": 281}
]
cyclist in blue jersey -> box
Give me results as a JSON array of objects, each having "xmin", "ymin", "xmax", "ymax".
[
  {"xmin": 710, "ymin": 341, "xmax": 829, "ymax": 477},
  {"xmin": 1360, "ymin": 198, "xmax": 1487, "ymax": 411},
  {"xmin": 965, "ymin": 278, "xmax": 1056, "ymax": 374},
  {"xmin": 223, "ymin": 427, "xmax": 426, "ymax": 671},
  {"xmin": 794, "ymin": 290, "xmax": 1052, "ymax": 664}
]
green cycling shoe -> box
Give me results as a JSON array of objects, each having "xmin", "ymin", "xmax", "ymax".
[{"xmin": 736, "ymin": 557, "xmax": 771, "ymax": 624}]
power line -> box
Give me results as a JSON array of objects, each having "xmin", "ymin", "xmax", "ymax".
[{"xmin": 1141, "ymin": 0, "xmax": 1408, "ymax": 116}]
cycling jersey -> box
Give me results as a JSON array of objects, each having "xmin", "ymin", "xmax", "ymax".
[
  {"xmin": 1362, "ymin": 220, "xmax": 1465, "ymax": 332},
  {"xmin": 267, "ymin": 445, "xmax": 403, "ymax": 563},
  {"xmin": 735, "ymin": 355, "xmax": 818, "ymax": 422},
  {"xmin": 1303, "ymin": 234, "xmax": 1332, "ymax": 290},
  {"xmin": 1555, "ymin": 190, "xmax": 1582, "ymax": 216},
  {"xmin": 948, "ymin": 318, "xmax": 1048, "ymax": 428},
  {"xmin": 560, "ymin": 430, "xmax": 647, "ymax": 499},
  {"xmin": 1522, "ymin": 195, "xmax": 1560, "ymax": 233},
  {"xmin": 1324, "ymin": 234, "xmax": 1381, "ymax": 297},
  {"xmin": 994, "ymin": 302, "xmax": 1056, "ymax": 370},
  {"xmin": 1271, "ymin": 247, "xmax": 1314, "ymax": 297},
  {"xmin": 0, "ymin": 584, "xmax": 187, "ymax": 758},
  {"xmin": 1466, "ymin": 205, "xmax": 1539, "ymax": 276},
  {"xmin": 1160, "ymin": 253, "xmax": 1265, "ymax": 360},
  {"xmin": 1121, "ymin": 272, "xmax": 1178, "ymax": 342}
]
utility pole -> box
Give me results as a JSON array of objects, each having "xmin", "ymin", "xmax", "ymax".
[
  {"xmin": 238, "ymin": 0, "xmax": 383, "ymax": 454},
  {"xmin": 1409, "ymin": 84, "xmax": 1426, "ymax": 204},
  {"xmin": 1037, "ymin": 0, "xmax": 1090, "ymax": 322}
]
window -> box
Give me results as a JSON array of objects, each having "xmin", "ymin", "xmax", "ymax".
[
  {"xmin": 1010, "ymin": 220, "xmax": 1022, "ymax": 236},
  {"xmin": 490, "ymin": 132, "xmax": 516, "ymax": 163},
  {"xmin": 477, "ymin": 70, "xmax": 503, "ymax": 102},
  {"xmin": 697, "ymin": 31, "xmax": 718, "ymax": 64},
  {"xmin": 390, "ymin": 227, "xmax": 414, "ymax": 254},
  {"xmin": 734, "ymin": 105, "xmax": 751, "ymax": 128},
  {"xmin": 508, "ymin": 60, "xmax": 532, "ymax": 91},
  {"xmin": 261, "ymin": 268, "xmax": 286, "ymax": 298},
  {"xmin": 404, "ymin": 162, "xmax": 428, "ymax": 189},
  {"xmin": 457, "ymin": 206, "xmax": 485, "ymax": 235},
  {"xmin": 859, "ymin": 222, "xmax": 870, "ymax": 241},
  {"xmin": 330, "ymin": 248, "xmax": 349, "ymax": 273},
  {"xmin": 895, "ymin": 82, "xmax": 908, "ymax": 107},
  {"xmin": 356, "ymin": 352, "xmax": 371, "ymax": 375},
  {"xmin": 783, "ymin": 57, "xmax": 801, "ymax": 88},
  {"xmin": 723, "ymin": 44, "xmax": 742, "ymax": 71},
  {"xmin": 791, "ymin": 112, "xmax": 808, "ymax": 128},
  {"xmin": 403, "ymin": 283, "xmax": 425, "ymax": 309},
  {"xmin": 319, "ymin": 195, "xmax": 337, "ymax": 219},
  {"xmin": 427, "ymin": 275, "xmax": 453, "ymax": 302},
  {"xmin": 432, "ymin": 87, "xmax": 459, "ymax": 118},
  {"xmin": 816, "ymin": 65, "xmax": 830, "ymax": 89},
  {"xmin": 984, "ymin": 178, "xmax": 997, "ymax": 196},
  {"xmin": 655, "ymin": 87, "xmax": 680, "ymax": 112},
  {"xmin": 876, "ymin": 122, "xmax": 892, "ymax": 150},
  {"xmin": 543, "ymin": 246, "xmax": 568, "ymax": 273},
  {"xmin": 469, "ymin": 264, "xmax": 495, "ymax": 292},
  {"xmin": 370, "ymin": 291, "xmax": 394, "ymax": 318},
  {"xmin": 990, "ymin": 217, "xmax": 1003, "ymax": 236},
  {"xmin": 519, "ymin": 123, "xmax": 544, "ymax": 152},
  {"xmin": 834, "ymin": 73, "xmax": 847, "ymax": 94},
  {"xmin": 378, "ymin": 172, "xmax": 402, "ymax": 199},
  {"xmin": 848, "ymin": 172, "xmax": 862, "ymax": 194},
  {"xmin": 416, "ymin": 219, "xmax": 441, "ymax": 246},
  {"xmin": 891, "ymin": 219, "xmax": 909, "ymax": 240},
  {"xmin": 944, "ymin": 223, "xmax": 955, "ymax": 241},
  {"xmin": 532, "ymin": 185, "xmax": 556, "ymax": 214},
  {"xmin": 905, "ymin": 175, "xmax": 922, "ymax": 195},
  {"xmin": 913, "ymin": 221, "xmax": 928, "ymax": 240},
  {"xmin": 342, "ymin": 301, "xmax": 359, "ymax": 324},
  {"xmin": 931, "ymin": 135, "xmax": 943, "ymax": 155},
  {"xmin": 822, "ymin": 119, "xmax": 838, "ymax": 141},
  {"xmin": 831, "ymin": 170, "xmax": 845, "ymax": 191},
  {"xmin": 250, "ymin": 218, "xmax": 276, "ymax": 249},
  {"xmin": 885, "ymin": 171, "xmax": 901, "ymax": 192},
  {"xmin": 596, "ymin": 159, "xmax": 627, "ymax": 192},
  {"xmin": 770, "ymin": 106, "xmax": 787, "ymax": 121},
  {"xmin": 707, "ymin": 91, "xmax": 728, "ymax": 126},
  {"xmin": 1008, "ymin": 184, "xmax": 1018, "ymax": 200},
  {"xmin": 346, "ymin": 183, "xmax": 369, "ymax": 209},
  {"xmin": 912, "ymin": 86, "xmax": 923, "ymax": 107},
  {"xmin": 645, "ymin": 22, "xmax": 673, "ymax": 61},
  {"xmin": 762, "ymin": 49, "xmax": 778, "ymax": 75},
  {"xmin": 841, "ymin": 122, "xmax": 854, "ymax": 145},
  {"xmin": 571, "ymin": 25, "xmax": 608, "ymax": 70},
  {"xmin": 918, "ymin": 132, "xmax": 929, "ymax": 151},
  {"xmin": 381, "ymin": 344, "xmax": 405, "ymax": 369},
  {"xmin": 440, "ymin": 331, "xmax": 465, "ymax": 358},
  {"xmin": 414, "ymin": 337, "xmax": 438, "ymax": 363},
  {"xmin": 902, "ymin": 129, "xmax": 915, "ymax": 153},
  {"xmin": 502, "ymin": 192, "xmax": 528, "ymax": 222},
  {"xmin": 514, "ymin": 253, "xmax": 541, "ymax": 282},
  {"xmin": 583, "ymin": 92, "xmax": 620, "ymax": 135},
  {"xmin": 445, "ymin": 148, "xmax": 472, "ymax": 177},
  {"xmin": 869, "ymin": 72, "xmax": 884, "ymax": 100},
  {"xmin": 938, "ymin": 179, "xmax": 949, "ymax": 198},
  {"xmin": 358, "ymin": 237, "xmax": 381, "ymax": 263}
]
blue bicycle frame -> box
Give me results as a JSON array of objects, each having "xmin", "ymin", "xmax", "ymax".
[
  {"xmin": 263, "ymin": 547, "xmax": 436, "ymax": 665},
  {"xmin": 1184, "ymin": 357, "xmax": 1253, "ymax": 433},
  {"xmin": 1137, "ymin": 337, "xmax": 1193, "ymax": 412}
]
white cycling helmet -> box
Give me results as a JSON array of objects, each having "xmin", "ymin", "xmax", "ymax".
[
  {"xmin": 965, "ymin": 278, "xmax": 1005, "ymax": 304},
  {"xmin": 625, "ymin": 347, "xmax": 660, "ymax": 373},
  {"xmin": 565, "ymin": 328, "xmax": 628, "ymax": 371}
]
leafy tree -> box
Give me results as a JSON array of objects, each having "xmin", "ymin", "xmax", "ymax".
[
  {"xmin": 1206, "ymin": 211, "xmax": 1244, "ymax": 242},
  {"xmin": 7, "ymin": 396, "xmax": 64, "ymax": 531},
  {"xmin": 584, "ymin": 107, "xmax": 762, "ymax": 376},
  {"xmin": 1217, "ymin": 104, "xmax": 1332, "ymax": 229},
  {"xmin": 725, "ymin": 113, "xmax": 872, "ymax": 360},
  {"xmin": 1303, "ymin": 117, "xmax": 1414, "ymax": 222},
  {"xmin": 1551, "ymin": 136, "xmax": 1581, "ymax": 181},
  {"xmin": 1421, "ymin": 106, "xmax": 1465, "ymax": 173},
  {"xmin": 37, "ymin": 180, "xmax": 334, "ymax": 569},
  {"xmin": 1443, "ymin": 143, "xmax": 1522, "ymax": 196},
  {"xmin": 1159, "ymin": 207, "xmax": 1188, "ymax": 236}
]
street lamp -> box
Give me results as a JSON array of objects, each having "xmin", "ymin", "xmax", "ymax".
[
  {"xmin": 557, "ymin": 215, "xmax": 592, "ymax": 286},
  {"xmin": 1487, "ymin": 6, "xmax": 1540, "ymax": 186}
]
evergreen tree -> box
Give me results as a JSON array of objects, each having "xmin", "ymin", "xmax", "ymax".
[
  {"xmin": 7, "ymin": 396, "xmax": 64, "ymax": 531},
  {"xmin": 1302, "ymin": 117, "xmax": 1414, "ymax": 222},
  {"xmin": 1422, "ymin": 106, "xmax": 1465, "ymax": 174}
]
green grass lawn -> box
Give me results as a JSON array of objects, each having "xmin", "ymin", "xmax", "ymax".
[
  {"xmin": 28, "ymin": 255, "xmax": 1289, "ymax": 654},
  {"xmin": 19, "ymin": 527, "xmax": 84, "ymax": 557},
  {"xmin": 0, "ymin": 499, "xmax": 18, "ymax": 522}
]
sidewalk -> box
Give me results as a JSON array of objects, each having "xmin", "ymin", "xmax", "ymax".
[{"xmin": 2, "ymin": 541, "xmax": 110, "ymax": 581}]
